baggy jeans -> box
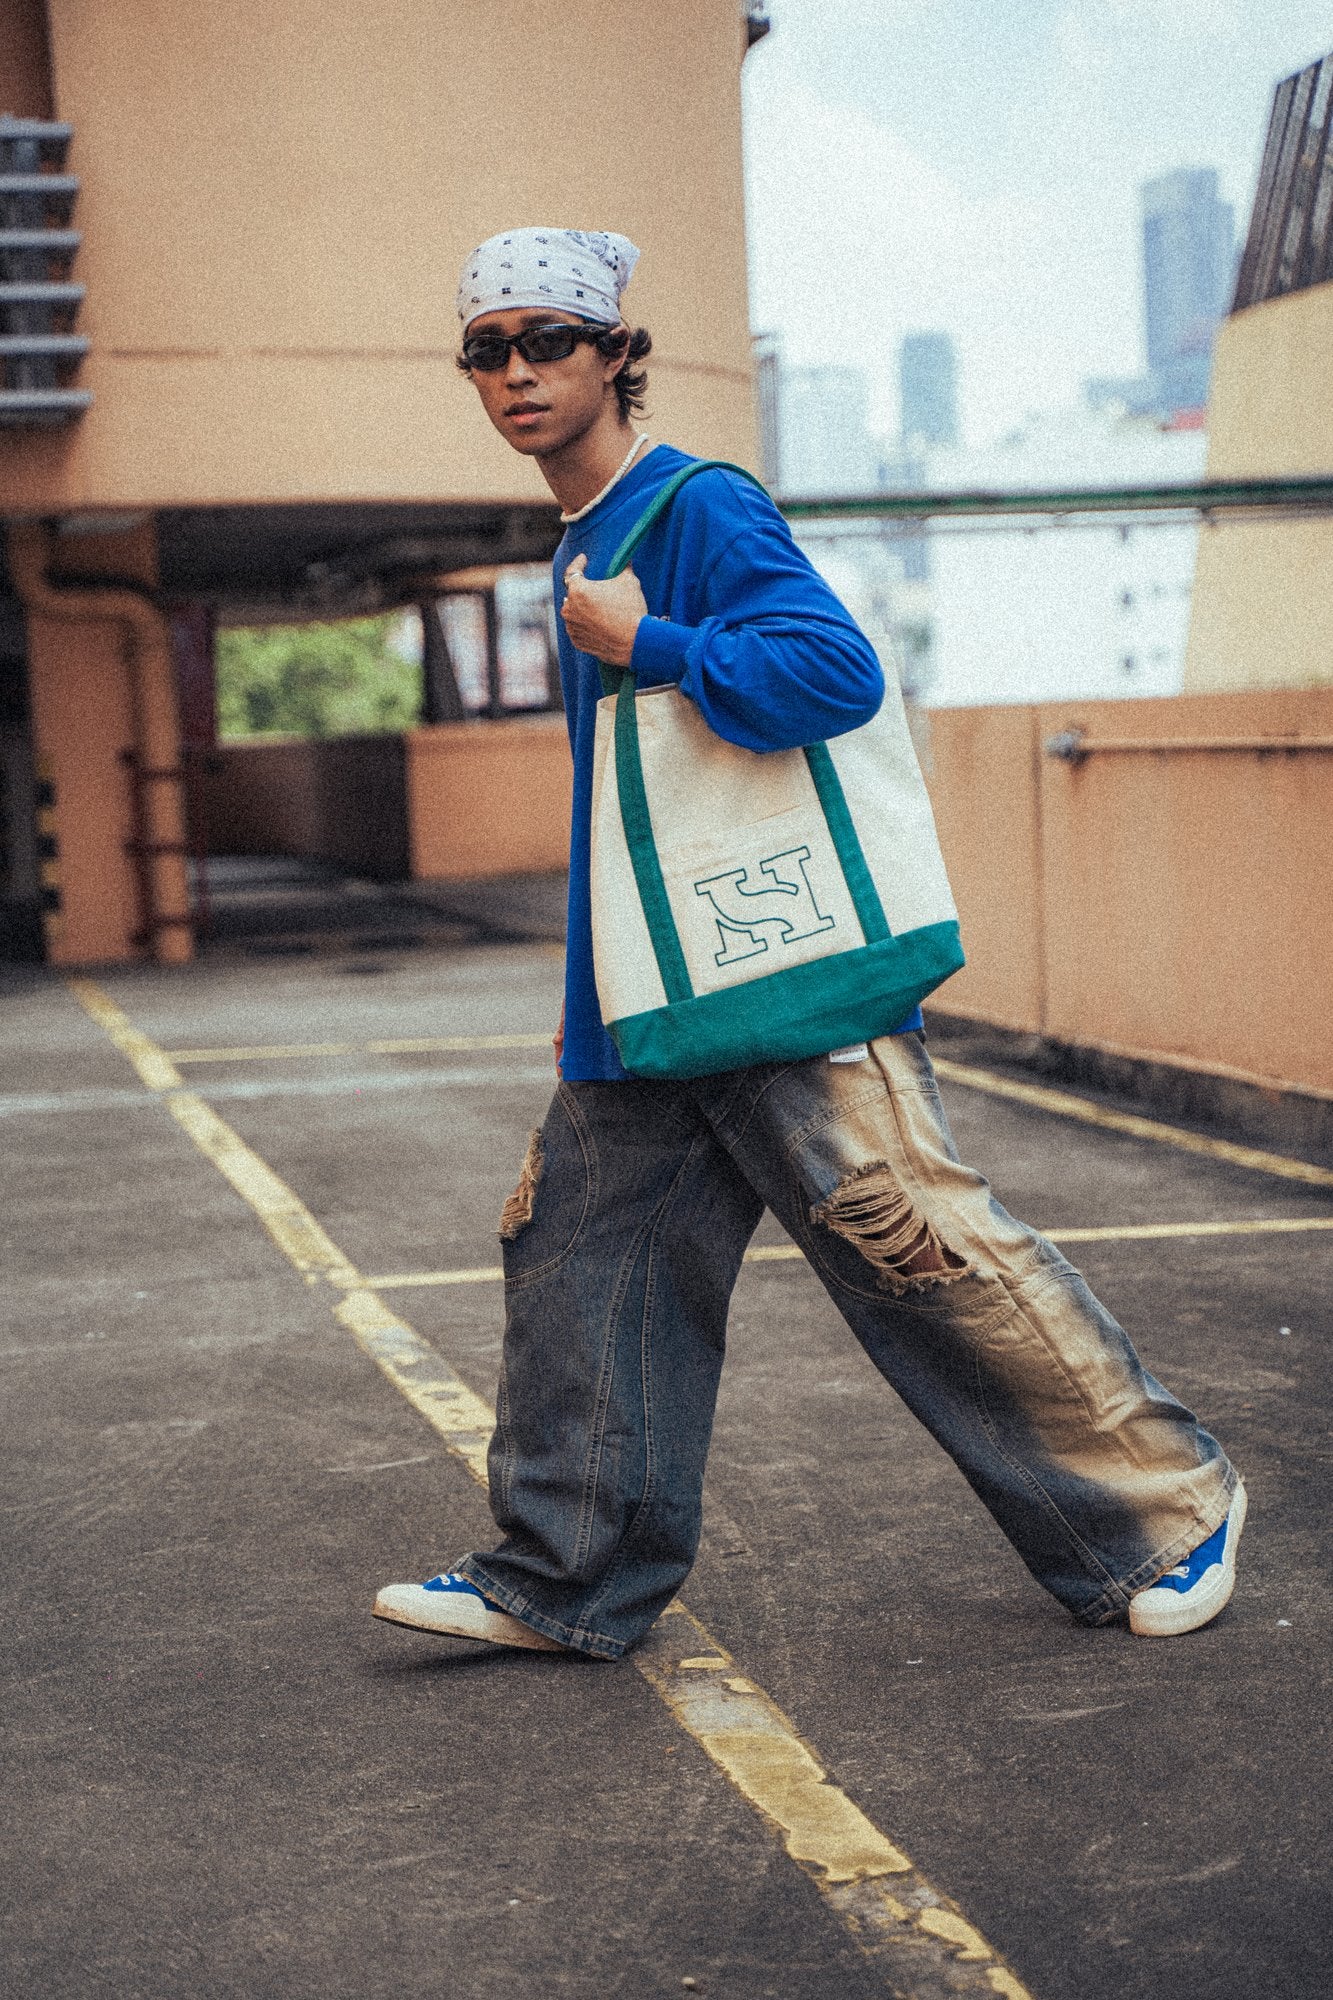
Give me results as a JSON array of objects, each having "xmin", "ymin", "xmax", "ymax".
[{"xmin": 458, "ymin": 1033, "xmax": 1237, "ymax": 1660}]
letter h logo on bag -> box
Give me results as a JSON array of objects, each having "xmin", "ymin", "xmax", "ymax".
[{"xmin": 693, "ymin": 845, "xmax": 835, "ymax": 967}]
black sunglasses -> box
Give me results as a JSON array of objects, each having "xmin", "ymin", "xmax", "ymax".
[{"xmin": 460, "ymin": 321, "xmax": 625, "ymax": 372}]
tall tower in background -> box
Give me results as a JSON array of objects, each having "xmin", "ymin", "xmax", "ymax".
[
  {"xmin": 751, "ymin": 332, "xmax": 783, "ymax": 491},
  {"xmin": 899, "ymin": 332, "xmax": 959, "ymax": 448},
  {"xmin": 1142, "ymin": 168, "xmax": 1234, "ymax": 415}
]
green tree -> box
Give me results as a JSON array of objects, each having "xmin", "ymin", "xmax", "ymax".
[{"xmin": 216, "ymin": 615, "xmax": 421, "ymax": 739}]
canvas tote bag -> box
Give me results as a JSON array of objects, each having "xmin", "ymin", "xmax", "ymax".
[{"xmin": 589, "ymin": 460, "xmax": 964, "ymax": 1079}]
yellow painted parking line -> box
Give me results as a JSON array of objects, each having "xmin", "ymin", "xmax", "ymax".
[
  {"xmin": 66, "ymin": 976, "xmax": 185, "ymax": 1092},
  {"xmin": 1048, "ymin": 1216, "xmax": 1333, "ymax": 1244},
  {"xmin": 362, "ymin": 1212, "xmax": 1333, "ymax": 1291},
  {"xmin": 362, "ymin": 1265, "xmax": 507, "ymax": 1289},
  {"xmin": 167, "ymin": 1091, "xmax": 361, "ymax": 1288},
  {"xmin": 169, "ymin": 1033, "xmax": 554, "ymax": 1063},
  {"xmin": 933, "ymin": 1057, "xmax": 1333, "ymax": 1188},
  {"xmin": 68, "ymin": 976, "xmax": 1032, "ymax": 2000}
]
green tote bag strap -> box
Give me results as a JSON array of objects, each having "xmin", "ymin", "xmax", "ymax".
[
  {"xmin": 592, "ymin": 458, "xmax": 891, "ymax": 1007},
  {"xmin": 595, "ymin": 458, "xmax": 766, "ymax": 697}
]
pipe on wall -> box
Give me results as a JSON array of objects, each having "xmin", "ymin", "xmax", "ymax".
[{"xmin": 7, "ymin": 522, "xmax": 193, "ymax": 963}]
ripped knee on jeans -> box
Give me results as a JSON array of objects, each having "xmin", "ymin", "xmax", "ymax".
[
  {"xmin": 499, "ymin": 1128, "xmax": 544, "ymax": 1240},
  {"xmin": 810, "ymin": 1161, "xmax": 969, "ymax": 1291}
]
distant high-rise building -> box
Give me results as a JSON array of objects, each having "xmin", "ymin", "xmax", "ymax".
[
  {"xmin": 899, "ymin": 332, "xmax": 958, "ymax": 448},
  {"xmin": 751, "ymin": 332, "xmax": 783, "ymax": 491},
  {"xmin": 1141, "ymin": 168, "xmax": 1234, "ymax": 414},
  {"xmin": 778, "ymin": 364, "xmax": 877, "ymax": 495}
]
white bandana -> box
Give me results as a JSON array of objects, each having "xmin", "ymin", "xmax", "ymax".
[{"xmin": 456, "ymin": 228, "xmax": 640, "ymax": 329}]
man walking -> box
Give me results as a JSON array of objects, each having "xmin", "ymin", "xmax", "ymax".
[{"xmin": 374, "ymin": 228, "xmax": 1244, "ymax": 1657}]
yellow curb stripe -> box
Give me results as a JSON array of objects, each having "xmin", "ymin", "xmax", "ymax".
[
  {"xmin": 361, "ymin": 1213, "xmax": 1333, "ymax": 1292},
  {"xmin": 933, "ymin": 1057, "xmax": 1333, "ymax": 1188},
  {"xmin": 169, "ymin": 1033, "xmax": 554, "ymax": 1063},
  {"xmin": 68, "ymin": 974, "xmax": 1035, "ymax": 2000}
]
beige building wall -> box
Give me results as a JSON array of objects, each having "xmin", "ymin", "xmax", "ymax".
[
  {"xmin": 1184, "ymin": 284, "xmax": 1333, "ymax": 694},
  {"xmin": 2, "ymin": 0, "xmax": 758, "ymax": 515},
  {"xmin": 2, "ymin": 1, "xmax": 760, "ymax": 964},
  {"xmin": 923, "ymin": 691, "xmax": 1333, "ymax": 1098}
]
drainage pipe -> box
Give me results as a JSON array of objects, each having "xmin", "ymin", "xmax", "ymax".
[{"xmin": 7, "ymin": 522, "xmax": 193, "ymax": 963}]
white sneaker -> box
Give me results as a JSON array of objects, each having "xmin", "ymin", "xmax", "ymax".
[
  {"xmin": 373, "ymin": 1571, "xmax": 567, "ymax": 1650},
  {"xmin": 1129, "ymin": 1483, "xmax": 1247, "ymax": 1637}
]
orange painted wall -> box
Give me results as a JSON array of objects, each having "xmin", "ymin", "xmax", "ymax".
[
  {"xmin": 924, "ymin": 690, "xmax": 1333, "ymax": 1096},
  {"xmin": 15, "ymin": 519, "xmax": 166, "ymax": 964},
  {"xmin": 2, "ymin": 0, "xmax": 758, "ymax": 514},
  {"xmin": 406, "ymin": 718, "xmax": 571, "ymax": 880},
  {"xmin": 23, "ymin": 609, "xmax": 139, "ymax": 963},
  {"xmin": 918, "ymin": 705, "xmax": 1044, "ymax": 1033}
]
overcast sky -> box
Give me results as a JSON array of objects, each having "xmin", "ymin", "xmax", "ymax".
[{"xmin": 742, "ymin": 0, "xmax": 1333, "ymax": 446}]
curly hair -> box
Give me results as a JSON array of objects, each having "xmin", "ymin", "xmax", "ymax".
[{"xmin": 455, "ymin": 323, "xmax": 652, "ymax": 421}]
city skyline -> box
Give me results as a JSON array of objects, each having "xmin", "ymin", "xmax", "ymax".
[{"xmin": 742, "ymin": 0, "xmax": 1332, "ymax": 445}]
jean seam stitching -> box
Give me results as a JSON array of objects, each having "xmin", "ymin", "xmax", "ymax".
[{"xmin": 576, "ymin": 1129, "xmax": 717, "ymax": 1639}]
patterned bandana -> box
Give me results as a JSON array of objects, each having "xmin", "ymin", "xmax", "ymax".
[{"xmin": 456, "ymin": 227, "xmax": 640, "ymax": 329}]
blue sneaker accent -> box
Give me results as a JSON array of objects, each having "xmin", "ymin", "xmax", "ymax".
[
  {"xmin": 1129, "ymin": 1482, "xmax": 1247, "ymax": 1636},
  {"xmin": 374, "ymin": 1570, "xmax": 566, "ymax": 1649},
  {"xmin": 1150, "ymin": 1515, "xmax": 1228, "ymax": 1593},
  {"xmin": 421, "ymin": 1571, "xmax": 503, "ymax": 1611}
]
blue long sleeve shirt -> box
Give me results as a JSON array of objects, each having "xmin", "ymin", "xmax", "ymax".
[{"xmin": 553, "ymin": 443, "xmax": 921, "ymax": 1080}]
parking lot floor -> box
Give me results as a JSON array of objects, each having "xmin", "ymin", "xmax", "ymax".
[{"xmin": 3, "ymin": 933, "xmax": 1330, "ymax": 2000}]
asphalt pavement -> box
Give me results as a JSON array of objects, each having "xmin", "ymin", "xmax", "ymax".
[{"xmin": 3, "ymin": 884, "xmax": 1330, "ymax": 2000}]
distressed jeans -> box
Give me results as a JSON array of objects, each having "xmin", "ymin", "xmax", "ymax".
[{"xmin": 459, "ymin": 1033, "xmax": 1236, "ymax": 1660}]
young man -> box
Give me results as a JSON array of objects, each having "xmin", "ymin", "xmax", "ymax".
[{"xmin": 374, "ymin": 228, "xmax": 1244, "ymax": 1657}]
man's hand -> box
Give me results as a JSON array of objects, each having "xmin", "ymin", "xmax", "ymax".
[{"xmin": 561, "ymin": 555, "xmax": 647, "ymax": 667}]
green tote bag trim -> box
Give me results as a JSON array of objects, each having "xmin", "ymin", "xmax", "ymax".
[
  {"xmin": 593, "ymin": 457, "xmax": 892, "ymax": 1000},
  {"xmin": 612, "ymin": 670, "xmax": 693, "ymax": 1003},
  {"xmin": 801, "ymin": 741, "xmax": 890, "ymax": 947},
  {"xmin": 610, "ymin": 922, "xmax": 965, "ymax": 1081}
]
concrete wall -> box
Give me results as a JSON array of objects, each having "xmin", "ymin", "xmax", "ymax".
[
  {"xmin": 923, "ymin": 689, "xmax": 1333, "ymax": 1097},
  {"xmin": 1184, "ymin": 283, "xmax": 1333, "ymax": 694},
  {"xmin": 1, "ymin": 0, "xmax": 759, "ymax": 513},
  {"xmin": 201, "ymin": 735, "xmax": 409, "ymax": 880},
  {"xmin": 202, "ymin": 713, "xmax": 570, "ymax": 883}
]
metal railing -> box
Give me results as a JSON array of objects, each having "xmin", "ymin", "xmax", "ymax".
[
  {"xmin": 778, "ymin": 475, "xmax": 1333, "ymax": 529},
  {"xmin": 0, "ymin": 116, "xmax": 91, "ymax": 426}
]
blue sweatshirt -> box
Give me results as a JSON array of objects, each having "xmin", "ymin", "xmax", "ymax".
[{"xmin": 553, "ymin": 443, "xmax": 922, "ymax": 1081}]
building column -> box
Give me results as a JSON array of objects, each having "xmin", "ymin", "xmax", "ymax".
[{"xmin": 7, "ymin": 522, "xmax": 193, "ymax": 964}]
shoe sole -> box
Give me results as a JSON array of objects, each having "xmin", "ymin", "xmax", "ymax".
[
  {"xmin": 372, "ymin": 1586, "xmax": 567, "ymax": 1651},
  {"xmin": 1129, "ymin": 1481, "xmax": 1247, "ymax": 1637}
]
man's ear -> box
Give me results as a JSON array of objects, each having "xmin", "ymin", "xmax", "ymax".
[{"xmin": 599, "ymin": 326, "xmax": 631, "ymax": 380}]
